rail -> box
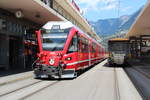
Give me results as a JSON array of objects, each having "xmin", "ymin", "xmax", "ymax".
[
  {"xmin": 124, "ymin": 66, "xmax": 150, "ymax": 100},
  {"xmin": 0, "ymin": 78, "xmax": 60, "ymax": 100}
]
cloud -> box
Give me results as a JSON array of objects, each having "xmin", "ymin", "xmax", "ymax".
[
  {"xmin": 78, "ymin": 0, "xmax": 116, "ymax": 4},
  {"xmin": 121, "ymin": 6, "xmax": 132, "ymax": 13},
  {"xmin": 76, "ymin": 0, "xmax": 118, "ymax": 14},
  {"xmin": 101, "ymin": 1, "xmax": 118, "ymax": 10}
]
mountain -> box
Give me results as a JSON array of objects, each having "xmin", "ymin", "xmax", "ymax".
[
  {"xmin": 91, "ymin": 8, "xmax": 142, "ymax": 37},
  {"xmin": 119, "ymin": 9, "xmax": 142, "ymax": 31}
]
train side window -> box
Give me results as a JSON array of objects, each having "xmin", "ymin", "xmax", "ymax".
[
  {"xmin": 80, "ymin": 37, "xmax": 89, "ymax": 53},
  {"xmin": 92, "ymin": 43, "xmax": 96, "ymax": 53},
  {"xmin": 68, "ymin": 34, "xmax": 78, "ymax": 53},
  {"xmin": 78, "ymin": 35, "xmax": 82, "ymax": 52}
]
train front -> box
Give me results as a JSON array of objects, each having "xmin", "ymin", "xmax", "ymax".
[
  {"xmin": 108, "ymin": 38, "xmax": 130, "ymax": 65},
  {"xmin": 34, "ymin": 22, "xmax": 73, "ymax": 79}
]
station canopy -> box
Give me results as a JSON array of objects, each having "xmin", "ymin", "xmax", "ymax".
[
  {"xmin": 126, "ymin": 1, "xmax": 150, "ymax": 38},
  {"xmin": 0, "ymin": 0, "xmax": 100, "ymax": 41},
  {"xmin": 0, "ymin": 0, "xmax": 65, "ymax": 25}
]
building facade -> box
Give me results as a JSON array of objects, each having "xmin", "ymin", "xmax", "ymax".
[{"xmin": 0, "ymin": 0, "xmax": 100, "ymax": 70}]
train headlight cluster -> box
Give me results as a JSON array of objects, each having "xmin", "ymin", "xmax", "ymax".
[
  {"xmin": 49, "ymin": 59, "xmax": 55, "ymax": 65},
  {"xmin": 65, "ymin": 57, "xmax": 72, "ymax": 61}
]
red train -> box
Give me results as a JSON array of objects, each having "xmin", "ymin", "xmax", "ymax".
[{"xmin": 34, "ymin": 21, "xmax": 106, "ymax": 78}]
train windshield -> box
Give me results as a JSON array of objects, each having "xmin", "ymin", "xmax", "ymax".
[
  {"xmin": 41, "ymin": 29, "xmax": 70, "ymax": 51},
  {"xmin": 109, "ymin": 41, "xmax": 129, "ymax": 52}
]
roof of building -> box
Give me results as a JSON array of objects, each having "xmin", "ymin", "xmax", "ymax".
[
  {"xmin": 109, "ymin": 38, "xmax": 129, "ymax": 41},
  {"xmin": 0, "ymin": 0, "xmax": 100, "ymax": 41},
  {"xmin": 126, "ymin": 1, "xmax": 150, "ymax": 38}
]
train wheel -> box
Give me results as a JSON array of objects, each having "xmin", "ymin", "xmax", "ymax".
[
  {"xmin": 77, "ymin": 69, "xmax": 83, "ymax": 76},
  {"xmin": 74, "ymin": 72, "xmax": 77, "ymax": 78},
  {"xmin": 58, "ymin": 68, "xmax": 63, "ymax": 79},
  {"xmin": 108, "ymin": 58, "xmax": 113, "ymax": 67},
  {"xmin": 34, "ymin": 74, "xmax": 40, "ymax": 79},
  {"xmin": 108, "ymin": 61, "xmax": 114, "ymax": 67}
]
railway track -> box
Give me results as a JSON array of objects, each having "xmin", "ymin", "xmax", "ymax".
[
  {"xmin": 124, "ymin": 67, "xmax": 150, "ymax": 100},
  {"xmin": 0, "ymin": 78, "xmax": 60, "ymax": 100},
  {"xmin": 114, "ymin": 68, "xmax": 120, "ymax": 100},
  {"xmin": 19, "ymin": 81, "xmax": 59, "ymax": 100},
  {"xmin": 0, "ymin": 80, "xmax": 43, "ymax": 97},
  {"xmin": 132, "ymin": 67, "xmax": 150, "ymax": 79}
]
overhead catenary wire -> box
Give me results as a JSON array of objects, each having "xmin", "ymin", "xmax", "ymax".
[
  {"xmin": 118, "ymin": 0, "xmax": 121, "ymax": 19},
  {"xmin": 117, "ymin": 0, "xmax": 121, "ymax": 37}
]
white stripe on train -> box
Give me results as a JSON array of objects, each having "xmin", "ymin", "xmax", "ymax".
[{"xmin": 66, "ymin": 57, "xmax": 101, "ymax": 66}]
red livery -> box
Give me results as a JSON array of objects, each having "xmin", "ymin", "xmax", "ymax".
[{"xmin": 34, "ymin": 21, "xmax": 105, "ymax": 78}]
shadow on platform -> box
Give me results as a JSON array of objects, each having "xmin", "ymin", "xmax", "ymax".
[
  {"xmin": 0, "ymin": 68, "xmax": 32, "ymax": 77},
  {"xmin": 103, "ymin": 62, "xmax": 131, "ymax": 68}
]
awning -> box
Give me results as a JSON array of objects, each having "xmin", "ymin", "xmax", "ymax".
[{"xmin": 0, "ymin": 0, "xmax": 65, "ymax": 25}]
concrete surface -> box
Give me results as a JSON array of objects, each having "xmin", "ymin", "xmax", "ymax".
[
  {"xmin": 116, "ymin": 68, "xmax": 142, "ymax": 100},
  {"xmin": 0, "ymin": 71, "xmax": 33, "ymax": 86},
  {"xmin": 0, "ymin": 60, "xmax": 142, "ymax": 100},
  {"xmin": 0, "ymin": 78, "xmax": 40, "ymax": 96},
  {"xmin": 125, "ymin": 67, "xmax": 150, "ymax": 99}
]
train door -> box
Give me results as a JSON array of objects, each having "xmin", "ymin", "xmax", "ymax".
[
  {"xmin": 91, "ymin": 42, "xmax": 95, "ymax": 65},
  {"xmin": 0, "ymin": 35, "xmax": 9, "ymax": 69},
  {"xmin": 85, "ymin": 38, "xmax": 89, "ymax": 67},
  {"xmin": 66, "ymin": 32, "xmax": 78, "ymax": 70},
  {"xmin": 88, "ymin": 40, "xmax": 91, "ymax": 66},
  {"xmin": 78, "ymin": 34, "xmax": 82, "ymax": 69}
]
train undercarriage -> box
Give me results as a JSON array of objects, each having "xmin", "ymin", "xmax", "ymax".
[{"xmin": 34, "ymin": 65, "xmax": 77, "ymax": 79}]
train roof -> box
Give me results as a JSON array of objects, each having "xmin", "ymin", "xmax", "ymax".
[
  {"xmin": 42, "ymin": 21, "xmax": 100, "ymax": 45},
  {"xmin": 42, "ymin": 21, "xmax": 73, "ymax": 30},
  {"xmin": 109, "ymin": 38, "xmax": 129, "ymax": 42}
]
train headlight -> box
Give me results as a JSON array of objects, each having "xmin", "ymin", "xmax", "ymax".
[
  {"xmin": 49, "ymin": 59, "xmax": 55, "ymax": 65},
  {"xmin": 65, "ymin": 57, "xmax": 72, "ymax": 61}
]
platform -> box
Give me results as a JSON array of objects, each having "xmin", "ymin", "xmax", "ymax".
[
  {"xmin": 0, "ymin": 60, "xmax": 142, "ymax": 100},
  {"xmin": 0, "ymin": 71, "xmax": 33, "ymax": 86},
  {"xmin": 125, "ymin": 60, "xmax": 150, "ymax": 99}
]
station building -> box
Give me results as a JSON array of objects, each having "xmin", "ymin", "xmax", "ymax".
[
  {"xmin": 0, "ymin": 0, "xmax": 100, "ymax": 70},
  {"xmin": 126, "ymin": 0, "xmax": 150, "ymax": 61}
]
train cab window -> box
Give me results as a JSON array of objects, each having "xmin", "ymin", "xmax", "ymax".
[
  {"xmin": 68, "ymin": 34, "xmax": 78, "ymax": 53},
  {"xmin": 41, "ymin": 28, "xmax": 70, "ymax": 51}
]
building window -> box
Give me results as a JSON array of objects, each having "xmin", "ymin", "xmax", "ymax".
[
  {"xmin": 41, "ymin": 0, "xmax": 53, "ymax": 7},
  {"xmin": 0, "ymin": 18, "xmax": 6, "ymax": 30}
]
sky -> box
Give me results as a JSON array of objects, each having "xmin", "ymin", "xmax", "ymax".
[{"xmin": 75, "ymin": 0, "xmax": 147, "ymax": 21}]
